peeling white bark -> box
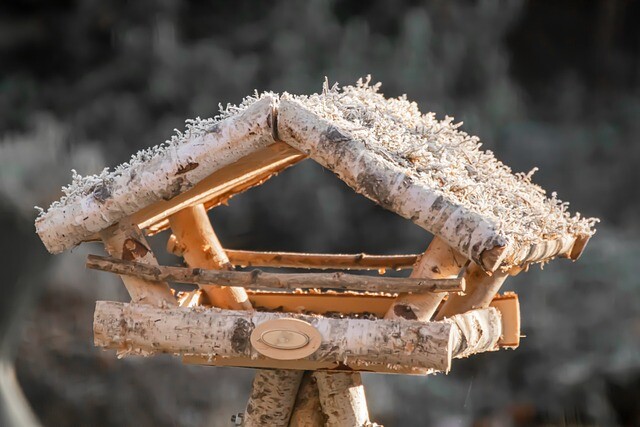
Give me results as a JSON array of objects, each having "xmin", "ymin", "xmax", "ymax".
[
  {"xmin": 276, "ymin": 99, "xmax": 591, "ymax": 270},
  {"xmin": 36, "ymin": 96, "xmax": 276, "ymax": 254}
]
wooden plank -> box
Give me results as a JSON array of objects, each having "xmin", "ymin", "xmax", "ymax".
[
  {"xmin": 223, "ymin": 249, "xmax": 419, "ymax": 270},
  {"xmin": 86, "ymin": 255, "xmax": 465, "ymax": 294},
  {"xmin": 136, "ymin": 142, "xmax": 305, "ymax": 234}
]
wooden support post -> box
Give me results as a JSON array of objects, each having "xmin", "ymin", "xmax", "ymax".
[
  {"xmin": 289, "ymin": 372, "xmax": 324, "ymax": 427},
  {"xmin": 168, "ymin": 204, "xmax": 251, "ymax": 309},
  {"xmin": 385, "ymin": 237, "xmax": 467, "ymax": 321},
  {"xmin": 99, "ymin": 219, "xmax": 176, "ymax": 307},
  {"xmin": 244, "ymin": 370, "xmax": 304, "ymax": 427},
  {"xmin": 435, "ymin": 262, "xmax": 509, "ymax": 320},
  {"xmin": 313, "ymin": 372, "xmax": 371, "ymax": 427}
]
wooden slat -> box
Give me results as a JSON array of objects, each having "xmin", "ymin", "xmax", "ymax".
[
  {"xmin": 86, "ymin": 255, "xmax": 465, "ymax": 294},
  {"xmin": 133, "ymin": 142, "xmax": 305, "ymax": 234},
  {"xmin": 224, "ymin": 249, "xmax": 419, "ymax": 270}
]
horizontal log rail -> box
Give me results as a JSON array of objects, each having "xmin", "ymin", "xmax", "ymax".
[
  {"xmin": 224, "ymin": 249, "xmax": 420, "ymax": 270},
  {"xmin": 86, "ymin": 255, "xmax": 464, "ymax": 294},
  {"xmin": 94, "ymin": 302, "xmax": 502, "ymax": 373}
]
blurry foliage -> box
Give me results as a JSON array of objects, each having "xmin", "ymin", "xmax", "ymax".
[{"xmin": 1, "ymin": 0, "xmax": 640, "ymax": 426}]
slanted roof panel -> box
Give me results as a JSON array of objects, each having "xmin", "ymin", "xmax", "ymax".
[
  {"xmin": 278, "ymin": 79, "xmax": 597, "ymax": 269},
  {"xmin": 36, "ymin": 95, "xmax": 277, "ymax": 254}
]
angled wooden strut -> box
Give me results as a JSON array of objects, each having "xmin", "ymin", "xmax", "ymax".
[
  {"xmin": 100, "ymin": 219, "xmax": 176, "ymax": 307},
  {"xmin": 169, "ymin": 204, "xmax": 251, "ymax": 309},
  {"xmin": 386, "ymin": 236, "xmax": 467, "ymax": 321},
  {"xmin": 435, "ymin": 262, "xmax": 509, "ymax": 321}
]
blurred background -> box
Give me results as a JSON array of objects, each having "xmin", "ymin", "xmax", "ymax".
[{"xmin": 1, "ymin": 0, "xmax": 639, "ymax": 426}]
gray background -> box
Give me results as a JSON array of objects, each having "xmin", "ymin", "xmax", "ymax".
[{"xmin": 1, "ymin": 1, "xmax": 639, "ymax": 426}]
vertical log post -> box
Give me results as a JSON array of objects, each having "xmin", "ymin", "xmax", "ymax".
[
  {"xmin": 100, "ymin": 219, "xmax": 176, "ymax": 307},
  {"xmin": 289, "ymin": 372, "xmax": 324, "ymax": 427},
  {"xmin": 435, "ymin": 262, "xmax": 509, "ymax": 320},
  {"xmin": 313, "ymin": 372, "xmax": 371, "ymax": 427},
  {"xmin": 245, "ymin": 370, "xmax": 304, "ymax": 427},
  {"xmin": 385, "ymin": 236, "xmax": 467, "ymax": 321},
  {"xmin": 168, "ymin": 204, "xmax": 301, "ymax": 426}
]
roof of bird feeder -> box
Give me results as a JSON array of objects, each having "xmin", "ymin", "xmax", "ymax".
[{"xmin": 35, "ymin": 77, "xmax": 597, "ymax": 271}]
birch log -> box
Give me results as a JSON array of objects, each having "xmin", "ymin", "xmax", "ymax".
[
  {"xmin": 385, "ymin": 237, "xmax": 467, "ymax": 321},
  {"xmin": 94, "ymin": 302, "xmax": 498, "ymax": 371},
  {"xmin": 277, "ymin": 99, "xmax": 508, "ymax": 272},
  {"xmin": 85, "ymin": 255, "xmax": 464, "ymax": 294},
  {"xmin": 36, "ymin": 96, "xmax": 276, "ymax": 254},
  {"xmin": 244, "ymin": 369, "xmax": 303, "ymax": 427},
  {"xmin": 435, "ymin": 262, "xmax": 509, "ymax": 320},
  {"xmin": 168, "ymin": 205, "xmax": 251, "ymax": 309},
  {"xmin": 289, "ymin": 372, "xmax": 324, "ymax": 427},
  {"xmin": 99, "ymin": 220, "xmax": 176, "ymax": 307},
  {"xmin": 313, "ymin": 372, "xmax": 370, "ymax": 427}
]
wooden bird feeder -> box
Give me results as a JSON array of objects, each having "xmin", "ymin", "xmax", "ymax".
[{"xmin": 35, "ymin": 79, "xmax": 597, "ymax": 426}]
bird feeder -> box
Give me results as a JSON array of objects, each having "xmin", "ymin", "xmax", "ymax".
[{"xmin": 35, "ymin": 78, "xmax": 597, "ymax": 426}]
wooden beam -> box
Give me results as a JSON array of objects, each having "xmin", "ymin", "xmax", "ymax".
[
  {"xmin": 86, "ymin": 255, "xmax": 465, "ymax": 294},
  {"xmin": 139, "ymin": 142, "xmax": 305, "ymax": 235},
  {"xmin": 385, "ymin": 237, "xmax": 467, "ymax": 321},
  {"xmin": 222, "ymin": 249, "xmax": 419, "ymax": 270},
  {"xmin": 99, "ymin": 219, "xmax": 176, "ymax": 307},
  {"xmin": 168, "ymin": 205, "xmax": 251, "ymax": 309}
]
